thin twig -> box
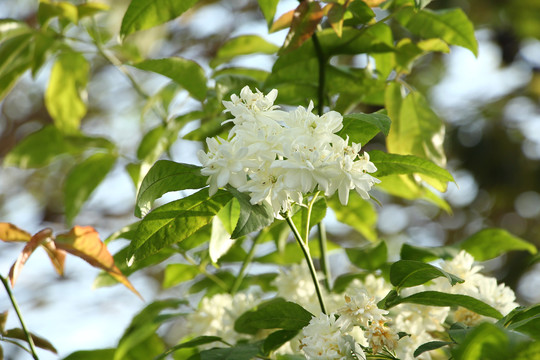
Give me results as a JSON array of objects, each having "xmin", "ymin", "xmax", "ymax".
[
  {"xmin": 285, "ymin": 215, "xmax": 327, "ymax": 315},
  {"xmin": 230, "ymin": 236, "xmax": 259, "ymax": 294},
  {"xmin": 0, "ymin": 275, "xmax": 40, "ymax": 360}
]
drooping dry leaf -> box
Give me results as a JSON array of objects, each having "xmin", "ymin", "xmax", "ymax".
[
  {"xmin": 0, "ymin": 311, "xmax": 7, "ymax": 334},
  {"xmin": 8, "ymin": 228, "xmax": 53, "ymax": 286},
  {"xmin": 54, "ymin": 226, "xmax": 142, "ymax": 299},
  {"xmin": 4, "ymin": 328, "xmax": 57, "ymax": 354},
  {"xmin": 0, "ymin": 223, "xmax": 31, "ymax": 242},
  {"xmin": 270, "ymin": 9, "xmax": 294, "ymax": 33},
  {"xmin": 41, "ymin": 241, "xmax": 66, "ymax": 277},
  {"xmin": 279, "ymin": 1, "xmax": 324, "ymax": 54}
]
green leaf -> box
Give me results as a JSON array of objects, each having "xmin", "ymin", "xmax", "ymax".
[
  {"xmin": 210, "ymin": 35, "xmax": 279, "ymax": 68},
  {"xmin": 32, "ymin": 31, "xmax": 56, "ymax": 77},
  {"xmin": 262, "ymin": 330, "xmax": 299, "ymax": 355},
  {"xmin": 385, "ymin": 82, "xmax": 447, "ymax": 188},
  {"xmin": 0, "ymin": 32, "xmax": 33, "ymax": 101},
  {"xmin": 227, "ymin": 187, "xmax": 274, "ymax": 239},
  {"xmin": 451, "ymin": 322, "xmax": 509, "ymax": 359},
  {"xmin": 156, "ymin": 336, "xmax": 225, "ymax": 360},
  {"xmin": 400, "ymin": 243, "xmax": 458, "ymax": 262},
  {"xmin": 129, "ymin": 189, "xmax": 233, "ymax": 263},
  {"xmin": 4, "ymin": 125, "xmax": 114, "ymax": 169},
  {"xmin": 459, "ymin": 228, "xmax": 537, "ymax": 261},
  {"xmin": 64, "ymin": 152, "xmax": 117, "ymax": 225},
  {"xmin": 120, "ymin": 0, "xmax": 200, "ymax": 38},
  {"xmin": 346, "ymin": 241, "xmax": 387, "ymax": 270},
  {"xmin": 209, "ymin": 201, "xmax": 238, "ymax": 263},
  {"xmin": 414, "ymin": 341, "xmax": 453, "ymax": 358},
  {"xmin": 376, "ymin": 174, "xmax": 452, "ymax": 213},
  {"xmin": 370, "ymin": 150, "xmax": 454, "ymax": 184},
  {"xmin": 133, "ymin": 57, "xmax": 207, "ymax": 101},
  {"xmin": 38, "ymin": 0, "xmax": 78, "ymax": 26},
  {"xmin": 500, "ymin": 304, "xmax": 540, "ymax": 340},
  {"xmin": 337, "ymin": 111, "xmax": 391, "ymax": 146},
  {"xmin": 390, "ymin": 260, "xmax": 463, "ymax": 289},
  {"xmin": 328, "ymin": 192, "xmax": 377, "ymax": 241},
  {"xmin": 198, "ymin": 343, "xmax": 261, "ymax": 360},
  {"xmin": 234, "ymin": 298, "xmax": 313, "ymax": 334},
  {"xmin": 396, "ymin": 7, "xmax": 478, "ymax": 56},
  {"xmin": 77, "ymin": 2, "xmax": 110, "ymax": 19},
  {"xmin": 0, "ymin": 19, "xmax": 31, "ymax": 41},
  {"xmin": 115, "ymin": 299, "xmax": 185, "ymax": 360},
  {"xmin": 333, "ymin": 273, "xmax": 368, "ymax": 293},
  {"xmin": 388, "ymin": 291, "xmax": 503, "ymax": 319},
  {"xmin": 348, "ymin": 0, "xmax": 376, "ymax": 24},
  {"xmin": 135, "ymin": 160, "xmax": 207, "ymax": 218},
  {"xmin": 45, "ymin": 51, "xmax": 89, "ymax": 134},
  {"xmin": 163, "ymin": 263, "xmax": 200, "ymax": 289},
  {"xmin": 257, "ymin": 0, "xmax": 279, "ymax": 28},
  {"xmin": 63, "ymin": 349, "xmax": 116, "ymax": 360}
]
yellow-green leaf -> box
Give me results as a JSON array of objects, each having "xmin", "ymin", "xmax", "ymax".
[
  {"xmin": 45, "ymin": 51, "xmax": 89, "ymax": 134},
  {"xmin": 120, "ymin": 0, "xmax": 200, "ymax": 38},
  {"xmin": 133, "ymin": 57, "xmax": 207, "ymax": 101}
]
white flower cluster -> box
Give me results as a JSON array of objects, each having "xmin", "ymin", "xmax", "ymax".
[
  {"xmin": 182, "ymin": 252, "xmax": 518, "ymax": 359},
  {"xmin": 198, "ymin": 86, "xmax": 380, "ymax": 216}
]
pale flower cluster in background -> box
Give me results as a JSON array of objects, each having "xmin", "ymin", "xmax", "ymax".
[
  {"xmin": 183, "ymin": 248, "xmax": 518, "ymax": 359},
  {"xmin": 198, "ymin": 86, "xmax": 380, "ymax": 216}
]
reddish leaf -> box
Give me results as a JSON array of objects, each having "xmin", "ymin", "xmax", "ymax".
[
  {"xmin": 270, "ymin": 9, "xmax": 294, "ymax": 33},
  {"xmin": 0, "ymin": 223, "xmax": 31, "ymax": 242},
  {"xmin": 54, "ymin": 226, "xmax": 142, "ymax": 299},
  {"xmin": 4, "ymin": 328, "xmax": 57, "ymax": 354},
  {"xmin": 42, "ymin": 240, "xmax": 66, "ymax": 277},
  {"xmin": 8, "ymin": 229, "xmax": 54, "ymax": 286},
  {"xmin": 279, "ymin": 1, "xmax": 324, "ymax": 54}
]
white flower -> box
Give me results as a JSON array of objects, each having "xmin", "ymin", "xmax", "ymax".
[
  {"xmin": 197, "ymin": 137, "xmax": 249, "ymax": 195},
  {"xmin": 273, "ymin": 262, "xmax": 322, "ymax": 314},
  {"xmin": 187, "ymin": 290, "xmax": 261, "ymax": 345},
  {"xmin": 300, "ymin": 313, "xmax": 365, "ymax": 360},
  {"xmin": 345, "ymin": 275, "xmax": 393, "ymax": 302},
  {"xmin": 337, "ymin": 288, "xmax": 389, "ymax": 331},
  {"xmin": 365, "ymin": 319, "xmax": 398, "ymax": 354},
  {"xmin": 199, "ymin": 87, "xmax": 380, "ymax": 216}
]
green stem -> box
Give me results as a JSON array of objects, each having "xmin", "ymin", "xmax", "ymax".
[
  {"xmin": 0, "ymin": 275, "xmax": 40, "ymax": 360},
  {"xmin": 304, "ymin": 192, "xmax": 320, "ymax": 241},
  {"xmin": 311, "ymin": 32, "xmax": 326, "ymax": 115},
  {"xmin": 318, "ymin": 221, "xmax": 331, "ymax": 291},
  {"xmin": 285, "ymin": 215, "xmax": 327, "ymax": 315},
  {"xmin": 230, "ymin": 236, "xmax": 259, "ymax": 294},
  {"xmin": 312, "ymin": 31, "xmax": 332, "ymax": 292}
]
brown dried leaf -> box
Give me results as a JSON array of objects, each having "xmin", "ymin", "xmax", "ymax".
[
  {"xmin": 270, "ymin": 9, "xmax": 294, "ymax": 33},
  {"xmin": 8, "ymin": 229, "xmax": 53, "ymax": 287},
  {"xmin": 0, "ymin": 223, "xmax": 31, "ymax": 242},
  {"xmin": 0, "ymin": 311, "xmax": 7, "ymax": 334},
  {"xmin": 279, "ymin": 1, "xmax": 324, "ymax": 55},
  {"xmin": 42, "ymin": 241, "xmax": 66, "ymax": 277},
  {"xmin": 55, "ymin": 226, "xmax": 142, "ymax": 299},
  {"xmin": 4, "ymin": 328, "xmax": 57, "ymax": 354}
]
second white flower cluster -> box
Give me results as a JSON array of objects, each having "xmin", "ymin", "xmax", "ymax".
[{"xmin": 198, "ymin": 86, "xmax": 380, "ymax": 216}]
